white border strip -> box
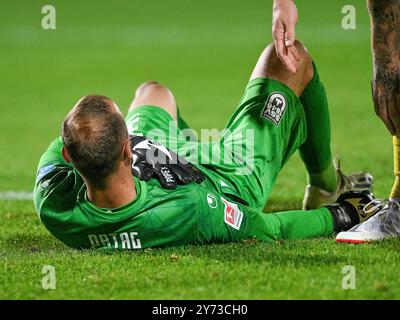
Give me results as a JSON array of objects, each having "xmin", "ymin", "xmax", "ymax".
[{"xmin": 0, "ymin": 191, "xmax": 33, "ymax": 201}]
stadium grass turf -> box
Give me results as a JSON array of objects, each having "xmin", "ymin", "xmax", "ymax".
[{"xmin": 1, "ymin": 0, "xmax": 400, "ymax": 299}]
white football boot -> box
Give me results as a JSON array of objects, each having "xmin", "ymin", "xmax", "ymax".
[
  {"xmin": 336, "ymin": 199, "xmax": 400, "ymax": 243},
  {"xmin": 303, "ymin": 157, "xmax": 374, "ymax": 210}
]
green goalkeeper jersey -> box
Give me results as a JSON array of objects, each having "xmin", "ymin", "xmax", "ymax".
[
  {"xmin": 34, "ymin": 137, "xmax": 263, "ymax": 250},
  {"xmin": 34, "ymin": 77, "xmax": 334, "ymax": 250}
]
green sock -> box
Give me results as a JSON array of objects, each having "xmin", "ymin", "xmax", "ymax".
[
  {"xmin": 299, "ymin": 62, "xmax": 338, "ymax": 192},
  {"xmin": 308, "ymin": 161, "xmax": 338, "ymax": 192},
  {"xmin": 254, "ymin": 207, "xmax": 334, "ymax": 241}
]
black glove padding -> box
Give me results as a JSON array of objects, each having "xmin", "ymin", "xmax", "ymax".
[{"xmin": 130, "ymin": 135, "xmax": 205, "ymax": 189}]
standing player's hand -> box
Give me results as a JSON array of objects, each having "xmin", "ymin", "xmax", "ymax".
[
  {"xmin": 130, "ymin": 135, "xmax": 205, "ymax": 189},
  {"xmin": 371, "ymin": 69, "xmax": 400, "ymax": 137},
  {"xmin": 272, "ymin": 0, "xmax": 300, "ymax": 74}
]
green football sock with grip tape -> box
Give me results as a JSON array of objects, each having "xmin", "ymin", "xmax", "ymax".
[{"xmin": 299, "ymin": 62, "xmax": 337, "ymax": 192}]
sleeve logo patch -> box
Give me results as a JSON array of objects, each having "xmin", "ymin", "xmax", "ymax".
[
  {"xmin": 36, "ymin": 164, "xmax": 56, "ymax": 183},
  {"xmin": 261, "ymin": 92, "xmax": 287, "ymax": 126},
  {"xmin": 221, "ymin": 197, "xmax": 243, "ymax": 230}
]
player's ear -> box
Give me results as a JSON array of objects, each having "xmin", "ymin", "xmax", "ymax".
[
  {"xmin": 122, "ymin": 138, "xmax": 132, "ymax": 160},
  {"xmin": 62, "ymin": 147, "xmax": 71, "ymax": 163}
]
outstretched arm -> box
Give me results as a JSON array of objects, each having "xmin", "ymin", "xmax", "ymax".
[
  {"xmin": 368, "ymin": 0, "xmax": 400, "ymax": 137},
  {"xmin": 272, "ymin": 0, "xmax": 300, "ymax": 74}
]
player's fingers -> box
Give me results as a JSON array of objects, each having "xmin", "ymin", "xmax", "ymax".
[
  {"xmin": 154, "ymin": 164, "xmax": 177, "ymax": 189},
  {"xmin": 284, "ymin": 22, "xmax": 296, "ymax": 47},
  {"xmin": 284, "ymin": 47, "xmax": 299, "ymax": 74},
  {"xmin": 274, "ymin": 29, "xmax": 286, "ymax": 60},
  {"xmin": 378, "ymin": 93, "xmax": 396, "ymax": 136},
  {"xmin": 170, "ymin": 164, "xmax": 194, "ymax": 185},
  {"xmin": 186, "ymin": 163, "xmax": 205, "ymax": 183},
  {"xmin": 285, "ymin": 57, "xmax": 297, "ymax": 74},
  {"xmin": 273, "ymin": 23, "xmax": 297, "ymax": 74},
  {"xmin": 289, "ymin": 44, "xmax": 300, "ymax": 62},
  {"xmin": 275, "ymin": 41, "xmax": 297, "ymax": 74},
  {"xmin": 283, "ymin": 56, "xmax": 297, "ymax": 74},
  {"xmin": 287, "ymin": 47, "xmax": 300, "ymax": 72}
]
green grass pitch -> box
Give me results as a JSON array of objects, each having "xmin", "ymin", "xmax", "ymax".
[{"xmin": 1, "ymin": 0, "xmax": 400, "ymax": 299}]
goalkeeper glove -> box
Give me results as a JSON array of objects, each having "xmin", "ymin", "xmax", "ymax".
[{"xmin": 130, "ymin": 135, "xmax": 205, "ymax": 189}]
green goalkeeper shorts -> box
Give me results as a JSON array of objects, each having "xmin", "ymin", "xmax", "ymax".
[{"xmin": 126, "ymin": 77, "xmax": 307, "ymax": 211}]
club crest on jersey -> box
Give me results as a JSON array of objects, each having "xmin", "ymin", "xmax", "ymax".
[
  {"xmin": 261, "ymin": 92, "xmax": 287, "ymax": 126},
  {"xmin": 207, "ymin": 193, "xmax": 218, "ymax": 209},
  {"xmin": 221, "ymin": 197, "xmax": 243, "ymax": 230}
]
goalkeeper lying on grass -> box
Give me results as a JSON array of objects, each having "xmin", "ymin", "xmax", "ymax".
[{"xmin": 34, "ymin": 40, "xmax": 377, "ymax": 250}]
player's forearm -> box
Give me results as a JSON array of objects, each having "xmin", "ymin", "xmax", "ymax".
[{"xmin": 368, "ymin": 0, "xmax": 400, "ymax": 90}]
